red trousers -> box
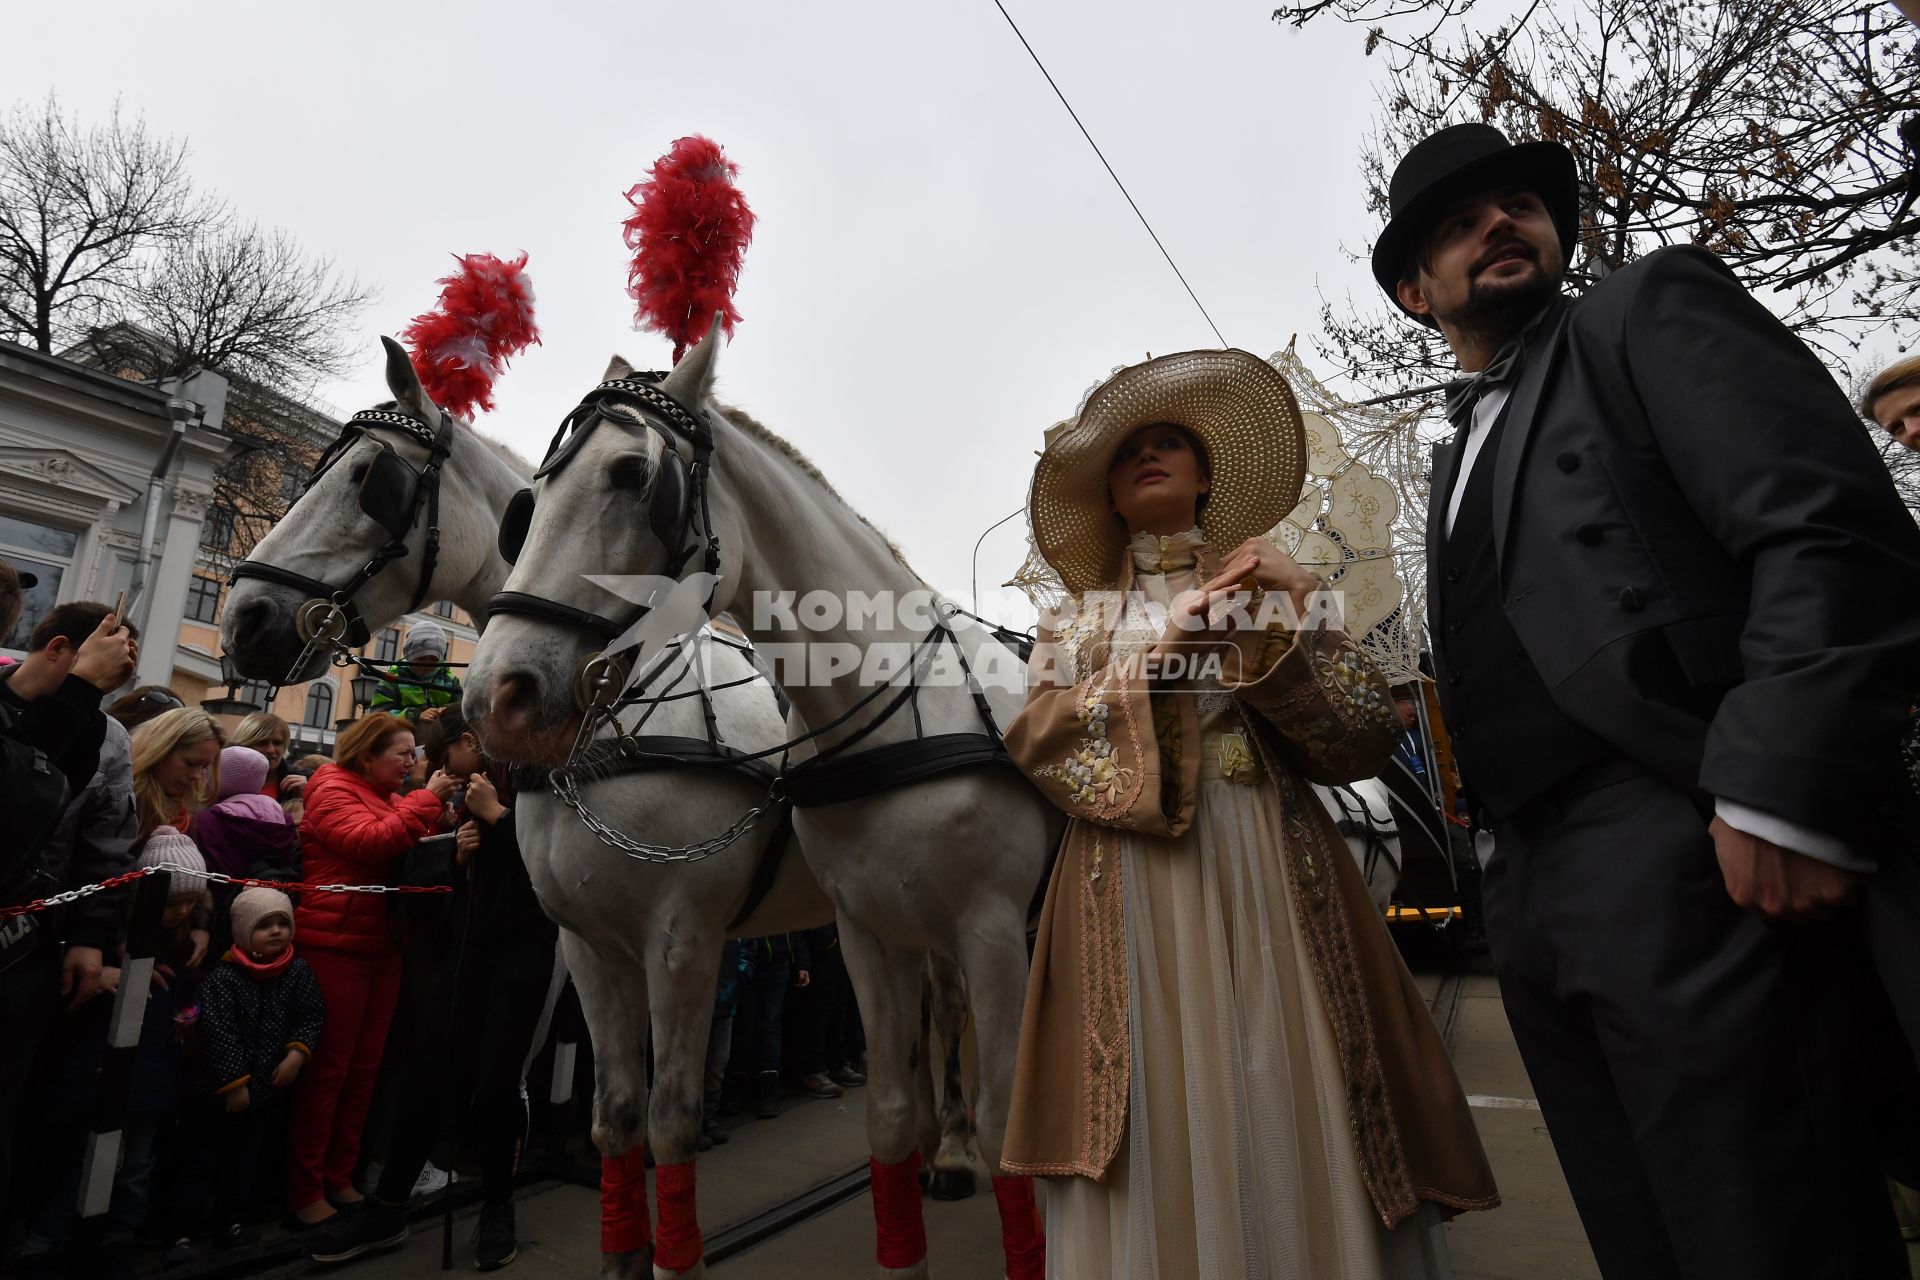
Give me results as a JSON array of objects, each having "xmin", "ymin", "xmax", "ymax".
[{"xmin": 286, "ymin": 945, "xmax": 402, "ymax": 1209}]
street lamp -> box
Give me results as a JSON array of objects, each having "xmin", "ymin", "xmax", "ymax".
[
  {"xmin": 201, "ymin": 653, "xmax": 260, "ymax": 718},
  {"xmin": 350, "ymin": 671, "xmax": 384, "ymax": 717}
]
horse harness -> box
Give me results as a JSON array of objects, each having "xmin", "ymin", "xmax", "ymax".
[
  {"xmin": 489, "ymin": 371, "xmax": 718, "ymax": 647},
  {"xmin": 227, "ymin": 406, "xmax": 456, "ymax": 680},
  {"xmin": 492, "ymin": 370, "xmax": 1034, "ymax": 865}
]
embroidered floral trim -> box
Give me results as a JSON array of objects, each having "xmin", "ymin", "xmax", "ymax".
[
  {"xmin": 1055, "ymin": 694, "xmax": 1137, "ymax": 811},
  {"xmin": 1234, "ymin": 628, "xmax": 1400, "ymax": 780},
  {"xmin": 1076, "ymin": 825, "xmax": 1128, "ymax": 1173}
]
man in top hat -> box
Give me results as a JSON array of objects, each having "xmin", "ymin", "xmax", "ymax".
[{"xmin": 1375, "ymin": 122, "xmax": 1920, "ymax": 1275}]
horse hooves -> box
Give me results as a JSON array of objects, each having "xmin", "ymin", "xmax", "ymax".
[
  {"xmin": 927, "ymin": 1165, "xmax": 977, "ymax": 1201},
  {"xmin": 599, "ymin": 1247, "xmax": 652, "ymax": 1280},
  {"xmin": 653, "ymin": 1260, "xmax": 708, "ymax": 1280}
]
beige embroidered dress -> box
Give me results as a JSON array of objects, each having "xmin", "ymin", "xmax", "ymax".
[{"xmin": 1004, "ymin": 529, "xmax": 1489, "ymax": 1280}]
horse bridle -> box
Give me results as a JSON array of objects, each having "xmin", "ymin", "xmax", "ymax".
[
  {"xmin": 486, "ymin": 373, "xmax": 721, "ymax": 671},
  {"xmin": 228, "ymin": 407, "xmax": 455, "ymax": 676}
]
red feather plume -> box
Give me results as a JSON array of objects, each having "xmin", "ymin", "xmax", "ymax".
[
  {"xmin": 400, "ymin": 252, "xmax": 541, "ymax": 419},
  {"xmin": 623, "ymin": 136, "xmax": 755, "ymax": 362}
]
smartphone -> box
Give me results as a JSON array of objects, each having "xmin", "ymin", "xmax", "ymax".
[{"xmin": 415, "ymin": 832, "xmax": 457, "ymax": 854}]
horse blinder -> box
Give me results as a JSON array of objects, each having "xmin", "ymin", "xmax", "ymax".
[
  {"xmin": 499, "ymin": 488, "xmax": 535, "ymax": 565},
  {"xmin": 649, "ymin": 449, "xmax": 691, "ymax": 546},
  {"xmin": 358, "ymin": 448, "xmax": 421, "ymax": 540}
]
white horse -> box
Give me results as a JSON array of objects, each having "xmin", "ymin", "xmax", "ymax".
[
  {"xmin": 468, "ymin": 323, "xmax": 1063, "ymax": 1280},
  {"xmin": 1317, "ymin": 777, "xmax": 1403, "ymax": 914},
  {"xmin": 226, "ymin": 341, "xmax": 1004, "ymax": 1279}
]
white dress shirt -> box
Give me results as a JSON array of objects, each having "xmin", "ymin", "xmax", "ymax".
[{"xmin": 1441, "ymin": 380, "xmax": 1867, "ymax": 871}]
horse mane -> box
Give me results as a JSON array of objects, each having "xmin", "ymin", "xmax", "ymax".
[{"xmin": 712, "ymin": 401, "xmax": 919, "ymax": 578}]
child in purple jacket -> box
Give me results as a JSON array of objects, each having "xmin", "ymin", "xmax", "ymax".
[{"xmin": 193, "ymin": 747, "xmax": 299, "ymax": 953}]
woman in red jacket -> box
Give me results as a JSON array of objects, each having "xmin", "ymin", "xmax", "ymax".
[{"xmin": 286, "ymin": 713, "xmax": 459, "ymax": 1227}]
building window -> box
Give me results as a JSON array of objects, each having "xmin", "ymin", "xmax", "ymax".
[
  {"xmin": 303, "ymin": 681, "xmax": 334, "ymax": 728},
  {"xmin": 432, "ymin": 600, "xmax": 456, "ymax": 620},
  {"xmin": 373, "ymin": 627, "xmax": 400, "ymax": 663},
  {"xmin": 239, "ymin": 680, "xmax": 275, "ymax": 711},
  {"xmin": 277, "ymin": 464, "xmax": 310, "ymax": 508},
  {"xmin": 200, "ymin": 503, "xmax": 236, "ymax": 550},
  {"xmin": 0, "ymin": 513, "xmax": 79, "ymax": 650},
  {"xmin": 185, "ymin": 575, "xmax": 222, "ymax": 624}
]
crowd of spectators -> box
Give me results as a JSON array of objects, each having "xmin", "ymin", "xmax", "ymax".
[{"xmin": 0, "ymin": 567, "xmax": 867, "ymax": 1278}]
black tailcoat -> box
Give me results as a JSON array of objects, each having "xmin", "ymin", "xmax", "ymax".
[
  {"xmin": 1426, "ymin": 245, "xmax": 1920, "ymax": 1063},
  {"xmin": 1427, "ymin": 245, "xmax": 1920, "ymax": 847}
]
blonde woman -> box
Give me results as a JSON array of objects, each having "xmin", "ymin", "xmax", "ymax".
[
  {"xmin": 1003, "ymin": 350, "xmax": 1495, "ymax": 1279},
  {"xmin": 130, "ymin": 708, "xmax": 225, "ymax": 841},
  {"xmin": 231, "ymin": 711, "xmax": 306, "ymax": 806},
  {"xmin": 129, "ymin": 707, "xmax": 224, "ymax": 969}
]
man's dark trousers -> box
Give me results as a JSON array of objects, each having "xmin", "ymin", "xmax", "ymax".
[{"xmin": 1482, "ymin": 759, "xmax": 1903, "ymax": 1279}]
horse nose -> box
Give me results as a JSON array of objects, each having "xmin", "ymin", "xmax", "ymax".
[
  {"xmin": 488, "ymin": 670, "xmax": 541, "ymax": 739},
  {"xmin": 231, "ymin": 595, "xmax": 273, "ymax": 642}
]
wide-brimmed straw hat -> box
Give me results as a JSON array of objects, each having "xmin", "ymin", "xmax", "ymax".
[{"xmin": 1030, "ymin": 349, "xmax": 1305, "ymax": 596}]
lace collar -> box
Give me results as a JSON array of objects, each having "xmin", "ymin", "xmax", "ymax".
[{"xmin": 1127, "ymin": 526, "xmax": 1207, "ymax": 575}]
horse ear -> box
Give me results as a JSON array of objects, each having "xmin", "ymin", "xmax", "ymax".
[
  {"xmin": 381, "ymin": 336, "xmax": 439, "ymax": 421},
  {"xmin": 602, "ymin": 354, "xmax": 634, "ymax": 381},
  {"xmin": 662, "ymin": 312, "xmax": 725, "ymax": 408}
]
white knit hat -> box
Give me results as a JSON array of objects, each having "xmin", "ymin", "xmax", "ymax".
[
  {"xmin": 403, "ymin": 620, "xmax": 448, "ymax": 661},
  {"xmin": 230, "ymin": 886, "xmax": 295, "ymax": 948}
]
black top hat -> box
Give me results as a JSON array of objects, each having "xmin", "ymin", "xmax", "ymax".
[{"xmin": 1370, "ymin": 123, "xmax": 1579, "ymax": 320}]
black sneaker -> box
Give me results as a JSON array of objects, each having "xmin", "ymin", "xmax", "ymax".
[
  {"xmin": 308, "ymin": 1199, "xmax": 407, "ymax": 1265},
  {"xmin": 473, "ymin": 1203, "xmax": 517, "ymax": 1272}
]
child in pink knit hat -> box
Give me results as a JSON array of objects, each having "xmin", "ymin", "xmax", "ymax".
[
  {"xmin": 138, "ymin": 824, "xmax": 213, "ymax": 966},
  {"xmin": 193, "ymin": 747, "xmax": 299, "ymax": 955}
]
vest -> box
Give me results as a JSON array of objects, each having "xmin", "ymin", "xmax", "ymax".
[{"xmin": 1430, "ymin": 398, "xmax": 1610, "ymax": 819}]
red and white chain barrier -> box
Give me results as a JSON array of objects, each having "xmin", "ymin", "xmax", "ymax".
[{"xmin": 0, "ymin": 864, "xmax": 452, "ymax": 921}]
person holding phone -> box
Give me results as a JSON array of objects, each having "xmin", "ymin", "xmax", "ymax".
[{"xmin": 286, "ymin": 714, "xmax": 458, "ymax": 1230}]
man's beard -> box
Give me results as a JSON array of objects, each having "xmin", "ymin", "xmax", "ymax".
[{"xmin": 1435, "ymin": 243, "xmax": 1563, "ymax": 345}]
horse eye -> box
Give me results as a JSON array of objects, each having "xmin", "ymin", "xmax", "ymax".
[{"xmin": 609, "ymin": 453, "xmax": 651, "ymax": 492}]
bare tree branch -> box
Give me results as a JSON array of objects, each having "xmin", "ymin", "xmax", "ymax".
[
  {"xmin": 1288, "ymin": 0, "xmax": 1920, "ymax": 402},
  {"xmin": 0, "ymin": 93, "xmax": 218, "ymax": 353},
  {"xmin": 119, "ymin": 222, "xmax": 372, "ymax": 394}
]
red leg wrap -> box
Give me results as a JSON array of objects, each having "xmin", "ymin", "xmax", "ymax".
[
  {"xmin": 992, "ymin": 1175, "xmax": 1046, "ymax": 1280},
  {"xmin": 870, "ymin": 1151, "xmax": 929, "ymax": 1270},
  {"xmin": 600, "ymin": 1147, "xmax": 652, "ymax": 1255},
  {"xmin": 653, "ymin": 1161, "xmax": 703, "ymax": 1273}
]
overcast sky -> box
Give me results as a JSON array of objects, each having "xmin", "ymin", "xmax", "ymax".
[{"xmin": 20, "ymin": 0, "xmax": 1401, "ymax": 616}]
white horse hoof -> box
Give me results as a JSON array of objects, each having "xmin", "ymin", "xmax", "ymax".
[
  {"xmin": 599, "ymin": 1249, "xmax": 650, "ymax": 1280},
  {"xmin": 654, "ymin": 1261, "xmax": 708, "ymax": 1280},
  {"xmin": 879, "ymin": 1264, "xmax": 931, "ymax": 1279}
]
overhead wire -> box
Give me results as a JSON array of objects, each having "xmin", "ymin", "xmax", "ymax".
[{"xmin": 990, "ymin": 0, "xmax": 1228, "ymax": 348}]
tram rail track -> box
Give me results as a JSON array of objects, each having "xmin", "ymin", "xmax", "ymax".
[{"xmin": 161, "ymin": 949, "xmax": 1471, "ymax": 1278}]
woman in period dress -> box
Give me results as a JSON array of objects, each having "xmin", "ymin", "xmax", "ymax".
[{"xmin": 1000, "ymin": 350, "xmax": 1497, "ymax": 1280}]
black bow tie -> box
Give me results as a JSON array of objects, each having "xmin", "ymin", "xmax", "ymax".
[{"xmin": 1443, "ymin": 338, "xmax": 1526, "ymax": 436}]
